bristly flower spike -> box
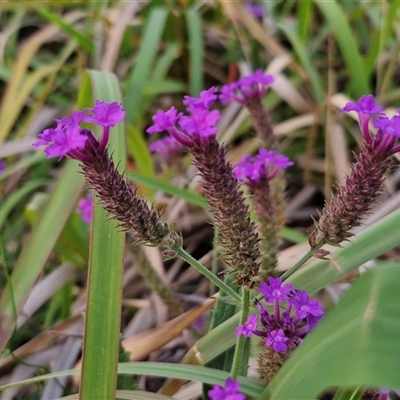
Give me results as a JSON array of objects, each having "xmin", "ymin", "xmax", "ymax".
[
  {"xmin": 148, "ymin": 88, "xmax": 262, "ymax": 287},
  {"xmin": 220, "ymin": 70, "xmax": 276, "ymax": 149},
  {"xmin": 33, "ymin": 101, "xmax": 180, "ymax": 248},
  {"xmin": 234, "ymin": 149, "xmax": 293, "ymax": 275},
  {"xmin": 310, "ymin": 95, "xmax": 400, "ymax": 249}
]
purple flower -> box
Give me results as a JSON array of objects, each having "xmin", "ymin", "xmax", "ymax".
[
  {"xmin": 234, "ymin": 149, "xmax": 293, "ymax": 184},
  {"xmin": 341, "ymin": 94, "xmax": 384, "ymax": 116},
  {"xmin": 147, "ymin": 89, "xmax": 221, "ymax": 147},
  {"xmin": 147, "ymin": 107, "xmax": 181, "ymax": 134},
  {"xmin": 77, "ymin": 193, "xmax": 93, "ymax": 223},
  {"xmin": 55, "ymin": 110, "xmax": 86, "ymax": 129},
  {"xmin": 289, "ymin": 291, "xmax": 324, "ymax": 320},
  {"xmin": 266, "ymin": 329, "xmax": 288, "ymax": 352},
  {"xmin": 178, "ymin": 108, "xmax": 220, "ymax": 138},
  {"xmin": 259, "ymin": 277, "xmax": 293, "ymax": 303},
  {"xmin": 149, "ymin": 136, "xmax": 184, "ymax": 157},
  {"xmin": 236, "ymin": 314, "xmax": 258, "ymax": 338},
  {"xmin": 373, "ymin": 115, "xmax": 400, "ymax": 137},
  {"xmin": 341, "ymin": 95, "xmax": 384, "ymax": 143},
  {"xmin": 220, "ymin": 70, "xmax": 274, "ymax": 105},
  {"xmin": 240, "ymin": 280, "xmax": 324, "ymax": 353},
  {"xmin": 208, "ymin": 377, "xmax": 246, "ymax": 400},
  {"xmin": 33, "ymin": 126, "xmax": 88, "ymax": 160},
  {"xmin": 84, "ymin": 100, "xmax": 125, "ymax": 128},
  {"xmin": 183, "ymin": 87, "xmax": 218, "ymax": 111},
  {"xmin": 33, "ymin": 101, "xmax": 126, "ymax": 160}
]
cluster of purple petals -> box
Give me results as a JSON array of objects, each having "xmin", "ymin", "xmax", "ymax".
[
  {"xmin": 149, "ymin": 136, "xmax": 184, "ymax": 158},
  {"xmin": 341, "ymin": 94, "xmax": 400, "ymax": 153},
  {"xmin": 236, "ymin": 277, "xmax": 324, "ymax": 353},
  {"xmin": 208, "ymin": 377, "xmax": 246, "ymax": 400},
  {"xmin": 219, "ymin": 69, "xmax": 274, "ymax": 106},
  {"xmin": 234, "ymin": 149, "xmax": 293, "ymax": 184},
  {"xmin": 32, "ymin": 100, "xmax": 126, "ymax": 160},
  {"xmin": 147, "ymin": 88, "xmax": 220, "ymax": 147},
  {"xmin": 77, "ymin": 193, "xmax": 93, "ymax": 223}
]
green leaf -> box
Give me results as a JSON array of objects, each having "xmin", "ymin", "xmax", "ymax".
[
  {"xmin": 263, "ymin": 264, "xmax": 400, "ymax": 399},
  {"xmin": 125, "ymin": 7, "xmax": 168, "ymax": 125},
  {"xmin": 314, "ymin": 0, "xmax": 370, "ymax": 97},
  {"xmin": 79, "ymin": 70, "xmax": 126, "ymax": 400},
  {"xmin": 185, "ymin": 9, "xmax": 203, "ymax": 96}
]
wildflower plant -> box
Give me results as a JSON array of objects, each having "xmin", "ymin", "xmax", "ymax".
[{"xmin": 28, "ymin": 68, "xmax": 400, "ymax": 400}]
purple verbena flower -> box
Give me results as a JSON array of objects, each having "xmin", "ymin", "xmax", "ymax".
[
  {"xmin": 236, "ymin": 280, "xmax": 324, "ymax": 354},
  {"xmin": 289, "ymin": 290, "xmax": 324, "ymax": 320},
  {"xmin": 147, "ymin": 88, "xmax": 221, "ymax": 147},
  {"xmin": 259, "ymin": 277, "xmax": 293, "ymax": 302},
  {"xmin": 183, "ymin": 87, "xmax": 218, "ymax": 111},
  {"xmin": 234, "ymin": 149, "xmax": 293, "ymax": 185},
  {"xmin": 83, "ymin": 100, "xmax": 125, "ymax": 128},
  {"xmin": 208, "ymin": 377, "xmax": 246, "ymax": 400},
  {"xmin": 33, "ymin": 126, "xmax": 88, "ymax": 160},
  {"xmin": 236, "ymin": 314, "xmax": 258, "ymax": 338},
  {"xmin": 33, "ymin": 101, "xmax": 126, "ymax": 160},
  {"xmin": 149, "ymin": 136, "xmax": 184, "ymax": 158},
  {"xmin": 147, "ymin": 107, "xmax": 181, "ymax": 134},
  {"xmin": 341, "ymin": 95, "xmax": 384, "ymax": 143},
  {"xmin": 266, "ymin": 329, "xmax": 288, "ymax": 353},
  {"xmin": 220, "ymin": 70, "xmax": 274, "ymax": 106},
  {"xmin": 77, "ymin": 193, "xmax": 93, "ymax": 223}
]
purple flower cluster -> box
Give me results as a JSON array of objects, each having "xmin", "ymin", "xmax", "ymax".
[
  {"xmin": 147, "ymin": 87, "xmax": 220, "ymax": 147},
  {"xmin": 219, "ymin": 70, "xmax": 274, "ymax": 106},
  {"xmin": 244, "ymin": 2, "xmax": 265, "ymax": 19},
  {"xmin": 0, "ymin": 160, "xmax": 5, "ymax": 175},
  {"xmin": 208, "ymin": 377, "xmax": 246, "ymax": 400},
  {"xmin": 341, "ymin": 95, "xmax": 400, "ymax": 153},
  {"xmin": 236, "ymin": 277, "xmax": 324, "ymax": 353},
  {"xmin": 33, "ymin": 100, "xmax": 126, "ymax": 160},
  {"xmin": 77, "ymin": 193, "xmax": 93, "ymax": 223},
  {"xmin": 234, "ymin": 149, "xmax": 293, "ymax": 184}
]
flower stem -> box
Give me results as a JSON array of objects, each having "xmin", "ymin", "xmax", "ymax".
[
  {"xmin": 281, "ymin": 245, "xmax": 322, "ymax": 281},
  {"xmin": 170, "ymin": 245, "xmax": 242, "ymax": 304},
  {"xmin": 230, "ymin": 288, "xmax": 250, "ymax": 379}
]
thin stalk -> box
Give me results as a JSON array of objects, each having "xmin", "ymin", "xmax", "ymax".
[
  {"xmin": 230, "ymin": 288, "xmax": 250, "ymax": 379},
  {"xmin": 171, "ymin": 245, "xmax": 242, "ymax": 304},
  {"xmin": 281, "ymin": 245, "xmax": 322, "ymax": 281}
]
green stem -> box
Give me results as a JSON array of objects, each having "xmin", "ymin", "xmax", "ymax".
[
  {"xmin": 171, "ymin": 245, "xmax": 242, "ymax": 304},
  {"xmin": 230, "ymin": 288, "xmax": 250, "ymax": 379},
  {"xmin": 280, "ymin": 244, "xmax": 322, "ymax": 281}
]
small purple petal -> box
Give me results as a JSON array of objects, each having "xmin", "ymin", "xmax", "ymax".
[
  {"xmin": 84, "ymin": 100, "xmax": 125, "ymax": 128},
  {"xmin": 56, "ymin": 110, "xmax": 86, "ymax": 129},
  {"xmin": 208, "ymin": 377, "xmax": 246, "ymax": 400},
  {"xmin": 236, "ymin": 314, "xmax": 258, "ymax": 338},
  {"xmin": 245, "ymin": 3, "xmax": 265, "ymax": 18},
  {"xmin": 373, "ymin": 115, "xmax": 400, "ymax": 137},
  {"xmin": 0, "ymin": 160, "xmax": 5, "ymax": 175},
  {"xmin": 147, "ymin": 107, "xmax": 181, "ymax": 134},
  {"xmin": 266, "ymin": 329, "xmax": 288, "ymax": 353},
  {"xmin": 234, "ymin": 149, "xmax": 293, "ymax": 184},
  {"xmin": 220, "ymin": 70, "xmax": 274, "ymax": 105},
  {"xmin": 289, "ymin": 290, "xmax": 324, "ymax": 320},
  {"xmin": 341, "ymin": 94, "xmax": 384, "ymax": 116},
  {"xmin": 178, "ymin": 108, "xmax": 220, "ymax": 138},
  {"xmin": 259, "ymin": 277, "xmax": 294, "ymax": 303},
  {"xmin": 183, "ymin": 87, "xmax": 218, "ymax": 111}
]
